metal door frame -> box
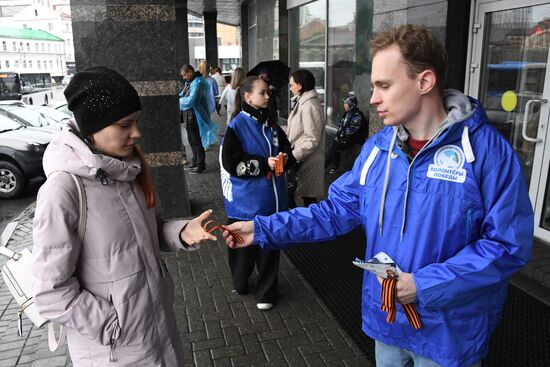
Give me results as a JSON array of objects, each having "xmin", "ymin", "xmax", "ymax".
[{"xmin": 466, "ymin": 0, "xmax": 550, "ymax": 242}]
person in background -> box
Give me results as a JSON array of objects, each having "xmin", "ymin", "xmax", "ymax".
[
  {"xmin": 258, "ymin": 69, "xmax": 280, "ymax": 124},
  {"xmin": 286, "ymin": 69, "xmax": 325, "ymax": 207},
  {"xmin": 219, "ymin": 67, "xmax": 246, "ymax": 125},
  {"xmin": 179, "ymin": 64, "xmax": 218, "ymax": 174},
  {"xmin": 220, "ymin": 76, "xmax": 296, "ymax": 311},
  {"xmin": 212, "ymin": 67, "xmax": 226, "ymax": 117},
  {"xmin": 325, "ymin": 93, "xmax": 366, "ymax": 174},
  {"xmin": 197, "ymin": 61, "xmax": 218, "ymax": 116},
  {"xmin": 222, "ymin": 24, "xmax": 533, "ymax": 367},
  {"xmin": 32, "ymin": 66, "xmax": 217, "ymax": 366}
]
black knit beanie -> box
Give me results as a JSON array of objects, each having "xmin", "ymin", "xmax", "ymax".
[{"xmin": 64, "ymin": 66, "xmax": 141, "ymax": 137}]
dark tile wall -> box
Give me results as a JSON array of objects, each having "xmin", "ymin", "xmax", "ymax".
[{"xmin": 71, "ymin": 0, "xmax": 191, "ymax": 218}]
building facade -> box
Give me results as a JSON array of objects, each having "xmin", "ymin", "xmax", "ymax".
[{"xmin": 0, "ymin": 27, "xmax": 64, "ymax": 77}]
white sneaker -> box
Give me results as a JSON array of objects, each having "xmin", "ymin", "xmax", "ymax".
[{"xmin": 256, "ymin": 303, "xmax": 273, "ymax": 310}]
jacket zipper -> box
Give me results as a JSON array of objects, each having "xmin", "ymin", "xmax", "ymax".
[{"xmin": 262, "ymin": 124, "xmax": 279, "ymax": 212}]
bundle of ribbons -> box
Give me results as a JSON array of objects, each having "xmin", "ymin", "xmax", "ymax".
[
  {"xmin": 202, "ymin": 220, "xmax": 244, "ymax": 244},
  {"xmin": 381, "ymin": 277, "xmax": 422, "ymax": 329},
  {"xmin": 267, "ymin": 152, "xmax": 285, "ymax": 179}
]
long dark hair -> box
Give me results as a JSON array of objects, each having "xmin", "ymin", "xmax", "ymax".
[{"xmin": 231, "ymin": 76, "xmax": 264, "ymax": 120}]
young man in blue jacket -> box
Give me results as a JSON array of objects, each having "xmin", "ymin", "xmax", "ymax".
[{"xmin": 222, "ymin": 24, "xmax": 533, "ymax": 367}]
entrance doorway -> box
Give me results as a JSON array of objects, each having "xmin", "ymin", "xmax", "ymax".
[{"xmin": 468, "ymin": 0, "xmax": 550, "ymax": 242}]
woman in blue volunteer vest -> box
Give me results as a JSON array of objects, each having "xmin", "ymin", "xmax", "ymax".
[{"xmin": 219, "ymin": 76, "xmax": 296, "ymax": 310}]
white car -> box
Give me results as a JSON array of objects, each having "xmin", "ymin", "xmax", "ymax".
[{"xmin": 61, "ymin": 75, "xmax": 73, "ymax": 86}]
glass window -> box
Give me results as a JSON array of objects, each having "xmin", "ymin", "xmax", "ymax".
[
  {"xmin": 478, "ymin": 4, "xmax": 550, "ymax": 185},
  {"xmin": 248, "ymin": 0, "xmax": 257, "ymax": 67},
  {"xmin": 12, "ymin": 42, "xmax": 16, "ymax": 51},
  {"xmin": 289, "ymin": 0, "xmax": 327, "ymax": 108},
  {"xmin": 26, "ymin": 43, "xmax": 30, "ymax": 51},
  {"xmin": 29, "ymin": 60, "xmax": 32, "ymax": 68},
  {"xmin": 542, "ymin": 170, "xmax": 550, "ymax": 231},
  {"xmin": 326, "ymin": 0, "xmax": 372, "ymax": 128},
  {"xmin": 5, "ymin": 60, "xmax": 9, "ymax": 68},
  {"xmin": 37, "ymin": 60, "xmax": 41, "ymax": 69},
  {"xmin": 2, "ymin": 41, "xmax": 5, "ymax": 51}
]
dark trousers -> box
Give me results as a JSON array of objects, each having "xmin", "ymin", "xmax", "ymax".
[
  {"xmin": 227, "ymin": 218, "xmax": 280, "ymax": 303},
  {"xmin": 326, "ymin": 141, "xmax": 342, "ymax": 169},
  {"xmin": 186, "ymin": 115, "xmax": 205, "ymax": 169}
]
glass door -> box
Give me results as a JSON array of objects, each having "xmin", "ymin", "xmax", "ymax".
[{"xmin": 468, "ymin": 0, "xmax": 550, "ymax": 242}]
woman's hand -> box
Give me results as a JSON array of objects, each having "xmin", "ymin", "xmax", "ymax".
[
  {"xmin": 180, "ymin": 210, "xmax": 218, "ymax": 246},
  {"xmin": 222, "ymin": 221, "xmax": 254, "ymax": 248}
]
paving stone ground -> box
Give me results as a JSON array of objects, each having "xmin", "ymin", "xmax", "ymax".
[{"xmin": 0, "ymin": 113, "xmax": 370, "ymax": 366}]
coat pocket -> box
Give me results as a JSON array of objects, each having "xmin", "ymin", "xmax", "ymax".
[{"xmin": 78, "ymin": 246, "xmax": 154, "ymax": 347}]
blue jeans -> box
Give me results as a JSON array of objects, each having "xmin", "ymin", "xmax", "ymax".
[{"xmin": 375, "ymin": 341, "xmax": 482, "ymax": 367}]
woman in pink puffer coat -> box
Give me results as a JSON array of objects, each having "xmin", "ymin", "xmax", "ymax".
[{"xmin": 32, "ymin": 67, "xmax": 216, "ymax": 366}]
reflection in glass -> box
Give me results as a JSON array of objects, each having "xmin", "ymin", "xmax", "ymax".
[
  {"xmin": 542, "ymin": 170, "xmax": 550, "ymax": 231},
  {"xmin": 479, "ymin": 5, "xmax": 550, "ymax": 185},
  {"xmin": 326, "ymin": 0, "xmax": 372, "ymax": 128},
  {"xmin": 289, "ymin": 0, "xmax": 326, "ymax": 107}
]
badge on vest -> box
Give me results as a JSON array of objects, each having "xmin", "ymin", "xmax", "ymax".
[{"xmin": 427, "ymin": 145, "xmax": 466, "ymax": 183}]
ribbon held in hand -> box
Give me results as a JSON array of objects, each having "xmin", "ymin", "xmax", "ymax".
[
  {"xmin": 267, "ymin": 152, "xmax": 285, "ymax": 180},
  {"xmin": 202, "ymin": 220, "xmax": 244, "ymax": 245},
  {"xmin": 274, "ymin": 152, "xmax": 284, "ymax": 176},
  {"xmin": 381, "ymin": 277, "xmax": 422, "ymax": 330}
]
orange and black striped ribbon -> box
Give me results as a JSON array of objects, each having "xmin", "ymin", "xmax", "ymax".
[
  {"xmin": 381, "ymin": 278, "xmax": 422, "ymax": 329},
  {"xmin": 202, "ymin": 220, "xmax": 244, "ymax": 244}
]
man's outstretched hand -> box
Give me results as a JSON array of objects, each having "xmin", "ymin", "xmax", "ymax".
[{"xmin": 222, "ymin": 221, "xmax": 254, "ymax": 248}]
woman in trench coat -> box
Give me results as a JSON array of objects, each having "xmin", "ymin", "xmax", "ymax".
[
  {"xmin": 32, "ymin": 66, "xmax": 217, "ymax": 366},
  {"xmin": 286, "ymin": 69, "xmax": 325, "ymax": 207}
]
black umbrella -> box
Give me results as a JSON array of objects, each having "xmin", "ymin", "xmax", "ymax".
[{"xmin": 247, "ymin": 60, "xmax": 291, "ymax": 89}]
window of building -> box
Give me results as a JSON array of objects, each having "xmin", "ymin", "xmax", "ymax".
[
  {"xmin": 34, "ymin": 9, "xmax": 38, "ymax": 16},
  {"xmin": 248, "ymin": 0, "xmax": 257, "ymax": 67},
  {"xmin": 15, "ymin": 60, "xmax": 19, "ymax": 67},
  {"xmin": 37, "ymin": 60, "xmax": 41, "ymax": 69},
  {"xmin": 19, "ymin": 42, "xmax": 23, "ymax": 51},
  {"xmin": 49, "ymin": 60, "xmax": 53, "ymax": 69},
  {"xmin": 42, "ymin": 43, "xmax": 45, "ymax": 52},
  {"xmin": 26, "ymin": 43, "xmax": 30, "ymax": 52},
  {"xmin": 23, "ymin": 60, "xmax": 26, "ymax": 68},
  {"xmin": 289, "ymin": 0, "xmax": 326, "ymax": 110},
  {"xmin": 48, "ymin": 44, "xmax": 51, "ymax": 52},
  {"xmin": 12, "ymin": 42, "xmax": 16, "ymax": 51},
  {"xmin": 2, "ymin": 41, "xmax": 6, "ymax": 51},
  {"xmin": 49, "ymin": 23, "xmax": 54, "ymax": 31},
  {"xmin": 35, "ymin": 43, "xmax": 39, "ymax": 52},
  {"xmin": 23, "ymin": 24, "xmax": 27, "ymax": 29},
  {"xmin": 29, "ymin": 60, "xmax": 32, "ymax": 68},
  {"xmin": 326, "ymin": 0, "xmax": 371, "ymax": 128}
]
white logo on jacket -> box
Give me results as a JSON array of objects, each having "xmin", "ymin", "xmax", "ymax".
[{"xmin": 427, "ymin": 145, "xmax": 467, "ymax": 183}]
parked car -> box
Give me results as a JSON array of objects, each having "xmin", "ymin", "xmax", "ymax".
[
  {"xmin": 0, "ymin": 114, "xmax": 54, "ymax": 198},
  {"xmin": 61, "ymin": 75, "xmax": 73, "ymax": 86},
  {"xmin": 0, "ymin": 104, "xmax": 69, "ymax": 131},
  {"xmin": 53, "ymin": 102, "xmax": 72, "ymax": 116}
]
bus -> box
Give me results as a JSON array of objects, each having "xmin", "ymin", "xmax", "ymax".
[{"xmin": 0, "ymin": 71, "xmax": 54, "ymax": 105}]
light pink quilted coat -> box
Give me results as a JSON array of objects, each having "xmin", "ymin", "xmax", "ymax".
[{"xmin": 32, "ymin": 125, "xmax": 194, "ymax": 366}]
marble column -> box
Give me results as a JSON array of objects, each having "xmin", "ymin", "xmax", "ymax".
[
  {"xmin": 175, "ymin": 0, "xmax": 189, "ymax": 69},
  {"xmin": 203, "ymin": 11, "xmax": 219, "ymax": 68},
  {"xmin": 70, "ymin": 1, "xmax": 191, "ymax": 218}
]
